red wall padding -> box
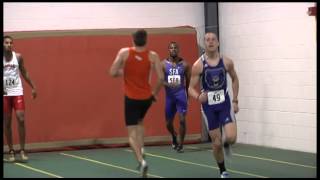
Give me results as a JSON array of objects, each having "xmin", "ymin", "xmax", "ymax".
[{"xmin": 6, "ymin": 28, "xmax": 201, "ymax": 145}]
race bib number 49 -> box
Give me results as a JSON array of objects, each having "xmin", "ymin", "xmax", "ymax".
[
  {"xmin": 207, "ymin": 90, "xmax": 225, "ymax": 105},
  {"xmin": 168, "ymin": 75, "xmax": 181, "ymax": 85}
]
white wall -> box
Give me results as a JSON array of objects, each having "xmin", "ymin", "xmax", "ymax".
[
  {"xmin": 4, "ymin": 2, "xmax": 205, "ymax": 31},
  {"xmin": 219, "ymin": 3, "xmax": 317, "ymax": 153},
  {"xmin": 5, "ymin": 2, "xmax": 316, "ymax": 153}
]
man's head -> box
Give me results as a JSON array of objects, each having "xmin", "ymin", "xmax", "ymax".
[
  {"xmin": 132, "ymin": 29, "xmax": 147, "ymax": 47},
  {"xmin": 204, "ymin": 32, "xmax": 219, "ymax": 52},
  {"xmin": 168, "ymin": 41, "xmax": 179, "ymax": 58},
  {"xmin": 3, "ymin": 35, "xmax": 13, "ymax": 52}
]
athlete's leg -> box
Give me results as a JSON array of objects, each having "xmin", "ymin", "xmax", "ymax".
[
  {"xmin": 4, "ymin": 97, "xmax": 14, "ymax": 150},
  {"xmin": 125, "ymin": 96, "xmax": 144, "ymax": 164},
  {"xmin": 4, "ymin": 112, "xmax": 13, "ymax": 151},
  {"xmin": 209, "ymin": 128, "xmax": 224, "ymax": 163},
  {"xmin": 209, "ymin": 128, "xmax": 227, "ymax": 176},
  {"xmin": 176, "ymin": 93, "xmax": 187, "ymax": 152},
  {"xmin": 15, "ymin": 110, "xmax": 29, "ymax": 161},
  {"xmin": 13, "ymin": 96, "xmax": 28, "ymax": 161},
  {"xmin": 165, "ymin": 97, "xmax": 178, "ymax": 148},
  {"xmin": 176, "ymin": 113, "xmax": 186, "ymax": 152},
  {"xmin": 128, "ymin": 125, "xmax": 148, "ymax": 178},
  {"xmin": 137, "ymin": 98, "xmax": 152, "ymax": 155},
  {"xmin": 202, "ymin": 105, "xmax": 227, "ymax": 177},
  {"xmin": 166, "ymin": 117, "xmax": 178, "ymax": 147},
  {"xmin": 137, "ymin": 120, "xmax": 145, "ymax": 155},
  {"xmin": 3, "ymin": 96, "xmax": 15, "ymax": 162},
  {"xmin": 15, "ymin": 111, "xmax": 26, "ymax": 150},
  {"xmin": 220, "ymin": 103, "xmax": 237, "ymax": 155},
  {"xmin": 136, "ymin": 98, "xmax": 152, "ymax": 178},
  {"xmin": 127, "ymin": 125, "xmax": 144, "ymax": 163},
  {"xmin": 223, "ymin": 122, "xmax": 237, "ymax": 145}
]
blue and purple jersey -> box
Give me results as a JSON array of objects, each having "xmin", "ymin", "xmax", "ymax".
[
  {"xmin": 164, "ymin": 59, "xmax": 188, "ymax": 119},
  {"xmin": 164, "ymin": 59, "xmax": 186, "ymax": 96},
  {"xmin": 200, "ymin": 54, "xmax": 230, "ymax": 110},
  {"xmin": 200, "ymin": 54, "xmax": 235, "ymax": 130}
]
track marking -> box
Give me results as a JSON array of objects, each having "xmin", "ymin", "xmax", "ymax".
[
  {"xmin": 125, "ymin": 149, "xmax": 267, "ymax": 178},
  {"xmin": 60, "ymin": 152, "xmax": 163, "ymax": 178},
  {"xmin": 4, "ymin": 158, "xmax": 63, "ymax": 178},
  {"xmin": 187, "ymin": 146, "xmax": 316, "ymax": 169}
]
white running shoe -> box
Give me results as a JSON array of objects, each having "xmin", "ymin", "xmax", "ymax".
[
  {"xmin": 220, "ymin": 171, "xmax": 229, "ymax": 178},
  {"xmin": 20, "ymin": 150, "xmax": 29, "ymax": 162},
  {"xmin": 140, "ymin": 160, "xmax": 148, "ymax": 178},
  {"xmin": 7, "ymin": 150, "xmax": 15, "ymax": 162}
]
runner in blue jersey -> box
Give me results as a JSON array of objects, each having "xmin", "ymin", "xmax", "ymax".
[
  {"xmin": 188, "ymin": 32, "xmax": 239, "ymax": 178},
  {"xmin": 162, "ymin": 42, "xmax": 191, "ymax": 153}
]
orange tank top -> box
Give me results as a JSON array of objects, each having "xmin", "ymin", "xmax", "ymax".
[{"xmin": 124, "ymin": 47, "xmax": 152, "ymax": 100}]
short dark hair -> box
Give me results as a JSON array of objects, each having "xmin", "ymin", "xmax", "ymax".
[
  {"xmin": 132, "ymin": 29, "xmax": 147, "ymax": 47},
  {"xmin": 168, "ymin": 41, "xmax": 179, "ymax": 49},
  {"xmin": 4, "ymin": 35, "xmax": 13, "ymax": 42}
]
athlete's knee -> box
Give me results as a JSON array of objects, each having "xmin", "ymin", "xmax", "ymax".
[
  {"xmin": 166, "ymin": 121, "xmax": 173, "ymax": 128},
  {"xmin": 4, "ymin": 116, "xmax": 12, "ymax": 127},
  {"xmin": 226, "ymin": 135, "xmax": 237, "ymax": 144},
  {"xmin": 4, "ymin": 120, "xmax": 12, "ymax": 129},
  {"xmin": 225, "ymin": 131, "xmax": 237, "ymax": 144},
  {"xmin": 211, "ymin": 137, "xmax": 223, "ymax": 149},
  {"xmin": 179, "ymin": 119, "xmax": 186, "ymax": 128},
  {"xmin": 212, "ymin": 141, "xmax": 223, "ymax": 151},
  {"xmin": 16, "ymin": 115, "xmax": 25, "ymax": 124},
  {"xmin": 128, "ymin": 135, "xmax": 136, "ymax": 145}
]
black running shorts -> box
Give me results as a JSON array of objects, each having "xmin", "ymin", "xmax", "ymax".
[{"xmin": 124, "ymin": 96, "xmax": 153, "ymax": 126}]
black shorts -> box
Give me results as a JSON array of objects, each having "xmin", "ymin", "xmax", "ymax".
[{"xmin": 124, "ymin": 96, "xmax": 153, "ymax": 126}]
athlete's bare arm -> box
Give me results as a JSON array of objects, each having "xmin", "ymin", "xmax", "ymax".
[
  {"xmin": 223, "ymin": 56, "xmax": 239, "ymax": 113},
  {"xmin": 184, "ymin": 61, "xmax": 191, "ymax": 94},
  {"xmin": 109, "ymin": 48, "xmax": 129, "ymax": 77},
  {"xmin": 188, "ymin": 58, "xmax": 207, "ymax": 103},
  {"xmin": 161, "ymin": 61, "xmax": 170, "ymax": 87},
  {"xmin": 17, "ymin": 54, "xmax": 37, "ymax": 99},
  {"xmin": 3, "ymin": 88, "xmax": 7, "ymax": 95},
  {"xmin": 149, "ymin": 51, "xmax": 164, "ymax": 98}
]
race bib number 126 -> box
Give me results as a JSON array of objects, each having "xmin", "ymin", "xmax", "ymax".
[{"xmin": 4, "ymin": 78, "xmax": 18, "ymax": 88}]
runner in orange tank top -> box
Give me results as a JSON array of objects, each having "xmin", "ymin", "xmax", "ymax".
[
  {"xmin": 109, "ymin": 29, "xmax": 164, "ymax": 178},
  {"xmin": 124, "ymin": 47, "xmax": 152, "ymax": 99}
]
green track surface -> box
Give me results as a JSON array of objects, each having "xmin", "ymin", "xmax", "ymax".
[{"xmin": 4, "ymin": 143, "xmax": 316, "ymax": 178}]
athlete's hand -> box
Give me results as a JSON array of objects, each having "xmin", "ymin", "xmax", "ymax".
[
  {"xmin": 233, "ymin": 102, "xmax": 239, "ymax": 113},
  {"xmin": 31, "ymin": 88, "xmax": 37, "ymax": 99},
  {"xmin": 167, "ymin": 82, "xmax": 180, "ymax": 89},
  {"xmin": 197, "ymin": 91, "xmax": 208, "ymax": 103},
  {"xmin": 3, "ymin": 87, "xmax": 7, "ymax": 95},
  {"xmin": 150, "ymin": 95, "xmax": 157, "ymax": 102}
]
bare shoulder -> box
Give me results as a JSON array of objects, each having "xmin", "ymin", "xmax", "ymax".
[
  {"xmin": 181, "ymin": 58, "xmax": 189, "ymax": 66},
  {"xmin": 149, "ymin": 50, "xmax": 159, "ymax": 57},
  {"xmin": 15, "ymin": 52, "xmax": 22, "ymax": 59},
  {"xmin": 222, "ymin": 55, "xmax": 234, "ymax": 70},
  {"xmin": 119, "ymin": 47, "xmax": 129, "ymax": 55},
  {"xmin": 161, "ymin": 58, "xmax": 167, "ymax": 65},
  {"xmin": 192, "ymin": 57, "xmax": 202, "ymax": 67},
  {"xmin": 191, "ymin": 57, "xmax": 203, "ymax": 74},
  {"xmin": 180, "ymin": 59, "xmax": 190, "ymax": 72},
  {"xmin": 148, "ymin": 50, "xmax": 160, "ymax": 62},
  {"xmin": 15, "ymin": 53, "xmax": 24, "ymax": 64},
  {"xmin": 118, "ymin": 47, "xmax": 130, "ymax": 60}
]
